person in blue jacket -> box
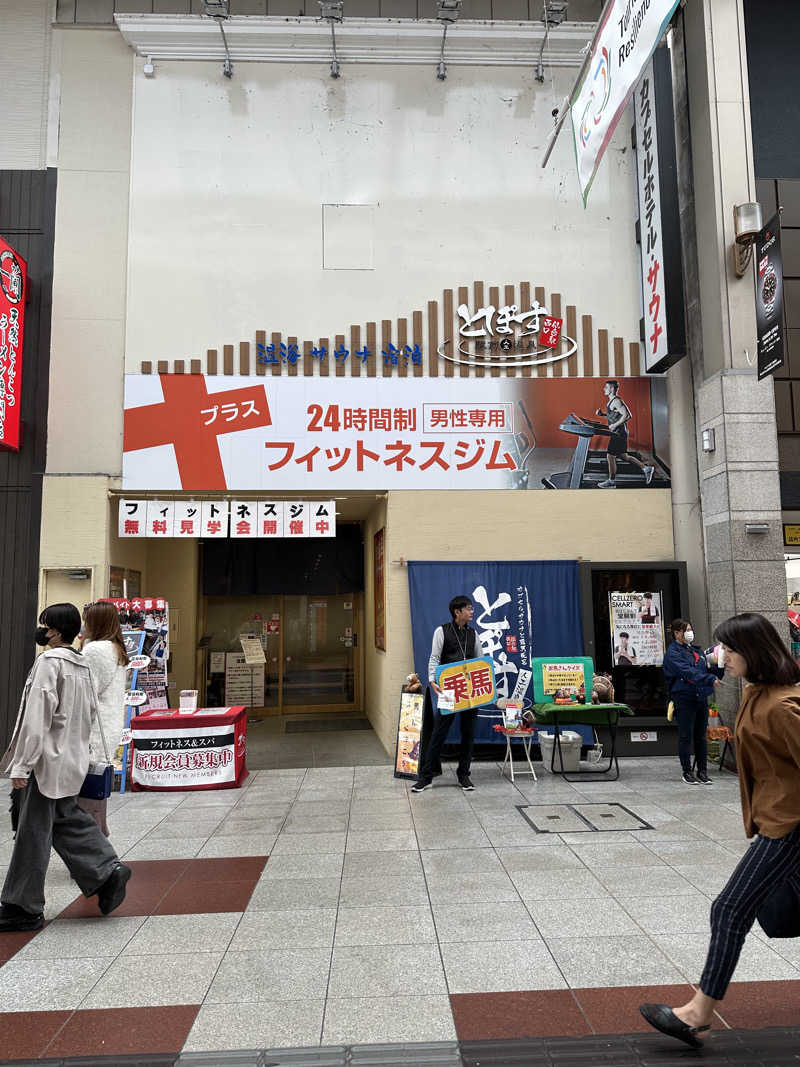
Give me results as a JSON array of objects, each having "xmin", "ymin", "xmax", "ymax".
[{"xmin": 662, "ymin": 618, "xmax": 724, "ymax": 785}]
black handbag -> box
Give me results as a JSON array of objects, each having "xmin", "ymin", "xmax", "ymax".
[
  {"xmin": 756, "ymin": 879, "xmax": 800, "ymax": 938},
  {"xmin": 79, "ymin": 676, "xmax": 113, "ymax": 801}
]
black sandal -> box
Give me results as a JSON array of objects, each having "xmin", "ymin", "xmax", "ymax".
[{"xmin": 639, "ymin": 1003, "xmax": 711, "ymax": 1049}]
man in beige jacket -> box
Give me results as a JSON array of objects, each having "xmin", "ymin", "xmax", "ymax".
[{"xmin": 0, "ymin": 603, "xmax": 131, "ymax": 932}]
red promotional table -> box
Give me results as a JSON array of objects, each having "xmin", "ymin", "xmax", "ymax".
[{"xmin": 130, "ymin": 706, "xmax": 248, "ymax": 791}]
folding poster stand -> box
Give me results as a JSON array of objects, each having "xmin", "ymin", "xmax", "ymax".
[{"xmin": 119, "ymin": 630, "xmax": 146, "ymax": 794}]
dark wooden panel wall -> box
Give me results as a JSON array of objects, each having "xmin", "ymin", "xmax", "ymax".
[{"xmin": 0, "ymin": 170, "xmax": 57, "ymax": 749}]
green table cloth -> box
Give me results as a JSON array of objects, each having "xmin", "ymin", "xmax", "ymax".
[{"xmin": 532, "ymin": 702, "xmax": 634, "ymax": 726}]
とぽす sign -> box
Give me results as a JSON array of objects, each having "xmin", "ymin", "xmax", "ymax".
[{"xmin": 435, "ymin": 657, "xmax": 497, "ymax": 712}]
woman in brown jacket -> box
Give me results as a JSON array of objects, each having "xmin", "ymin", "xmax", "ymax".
[{"xmin": 641, "ymin": 612, "xmax": 800, "ymax": 1049}]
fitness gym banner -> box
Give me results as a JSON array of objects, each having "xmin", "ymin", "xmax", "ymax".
[{"xmin": 123, "ymin": 374, "xmax": 669, "ymax": 492}]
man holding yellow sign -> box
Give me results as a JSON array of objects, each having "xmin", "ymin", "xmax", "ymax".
[{"xmin": 412, "ymin": 596, "xmax": 496, "ymax": 794}]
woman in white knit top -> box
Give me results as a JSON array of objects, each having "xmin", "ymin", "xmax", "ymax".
[{"xmin": 77, "ymin": 602, "xmax": 129, "ymax": 834}]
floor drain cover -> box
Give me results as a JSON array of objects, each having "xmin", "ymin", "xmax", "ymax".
[{"xmin": 517, "ymin": 802, "xmax": 652, "ymax": 834}]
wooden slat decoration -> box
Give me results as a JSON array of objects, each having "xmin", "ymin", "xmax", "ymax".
[
  {"xmin": 581, "ymin": 316, "xmax": 594, "ymax": 377},
  {"xmin": 504, "ymin": 284, "xmax": 516, "ymax": 378},
  {"xmin": 319, "ymin": 337, "xmax": 330, "ymax": 378},
  {"xmin": 443, "ymin": 290, "xmax": 455, "ymax": 378},
  {"xmin": 520, "ymin": 282, "xmax": 531, "ymax": 378},
  {"xmin": 223, "ymin": 344, "xmax": 234, "ymax": 375},
  {"xmin": 613, "ymin": 337, "xmax": 625, "ymax": 376},
  {"xmin": 427, "ymin": 301, "xmax": 439, "ymax": 377},
  {"xmin": 190, "ymin": 359, "xmax": 202, "ymax": 375},
  {"xmin": 397, "ymin": 318, "xmax": 408, "ymax": 379},
  {"xmin": 239, "ymin": 342, "xmax": 250, "ymax": 376},
  {"xmin": 271, "ymin": 332, "xmax": 282, "ymax": 377},
  {"xmin": 381, "ymin": 319, "xmax": 392, "ymax": 378},
  {"xmin": 550, "ymin": 294, "xmax": 563, "ymax": 378},
  {"xmin": 598, "ymin": 329, "xmax": 609, "ymax": 377},
  {"xmin": 207, "ymin": 349, "xmax": 217, "ymax": 375},
  {"xmin": 473, "ymin": 282, "xmax": 485, "ymax": 379},
  {"xmin": 458, "ymin": 286, "xmax": 469, "ymax": 378},
  {"xmin": 157, "ymin": 360, "xmax": 169, "ymax": 374},
  {"xmin": 141, "ymin": 361, "xmax": 152, "ymax": 374},
  {"xmin": 366, "ymin": 322, "xmax": 377, "ymax": 379},
  {"xmin": 303, "ymin": 340, "xmax": 314, "ymax": 378},
  {"xmin": 629, "ymin": 342, "xmax": 641, "ymax": 376},
  {"xmin": 174, "ymin": 360, "xmax": 185, "ymax": 374},
  {"xmin": 412, "ymin": 311, "xmax": 423, "ymax": 378},
  {"xmin": 287, "ymin": 336, "xmax": 298, "ymax": 378},
  {"xmin": 489, "ymin": 286, "xmax": 500, "ymax": 378},
  {"xmin": 566, "ymin": 306, "xmax": 578, "ymax": 377},
  {"xmin": 335, "ymin": 334, "xmax": 346, "ymax": 377},
  {"xmin": 350, "ymin": 326, "xmax": 361, "ymax": 378},
  {"xmin": 535, "ymin": 286, "xmax": 547, "ymax": 379},
  {"xmin": 255, "ymin": 330, "xmax": 266, "ymax": 377}
]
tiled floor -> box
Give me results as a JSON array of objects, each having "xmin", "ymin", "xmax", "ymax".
[{"xmin": 1, "ymin": 757, "xmax": 799, "ymax": 1062}]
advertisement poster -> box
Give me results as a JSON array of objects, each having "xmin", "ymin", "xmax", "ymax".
[
  {"xmin": 532, "ymin": 657, "xmax": 594, "ymax": 702},
  {"xmin": 123, "ymin": 374, "xmax": 667, "ymax": 493},
  {"xmin": 434, "ymin": 656, "xmax": 497, "ymax": 712},
  {"xmin": 609, "ymin": 591, "xmax": 666, "ymax": 666},
  {"xmin": 106, "ymin": 597, "xmax": 169, "ymax": 711},
  {"xmin": 755, "ymin": 213, "xmax": 785, "ymax": 380},
  {"xmin": 394, "ymin": 689, "xmax": 424, "ymax": 779},
  {"xmin": 374, "ymin": 528, "xmax": 386, "ymax": 650},
  {"xmin": 0, "ymin": 235, "xmax": 27, "ymax": 452}
]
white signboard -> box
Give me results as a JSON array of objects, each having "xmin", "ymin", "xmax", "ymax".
[
  {"xmin": 131, "ymin": 722, "xmax": 236, "ymax": 787},
  {"xmin": 633, "ymin": 59, "xmax": 668, "ymax": 372},
  {"xmin": 609, "ymin": 590, "xmax": 666, "ymax": 667},
  {"xmin": 120, "ymin": 497, "xmax": 337, "ymax": 538},
  {"xmin": 570, "ymin": 0, "xmax": 680, "ymax": 203},
  {"xmin": 200, "ymin": 500, "xmax": 229, "ymax": 537},
  {"xmin": 225, "ymin": 651, "xmax": 264, "ymax": 705},
  {"xmin": 239, "ymin": 634, "xmax": 266, "ymax": 666}
]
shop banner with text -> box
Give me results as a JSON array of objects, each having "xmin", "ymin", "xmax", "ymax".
[
  {"xmin": 408, "ymin": 561, "xmax": 583, "ymax": 745},
  {"xmin": 123, "ymin": 374, "xmax": 664, "ymax": 492},
  {"xmin": 755, "ymin": 213, "xmax": 785, "ymax": 380},
  {"xmin": 0, "ymin": 235, "xmax": 27, "ymax": 451},
  {"xmin": 570, "ymin": 0, "xmax": 680, "ymax": 204}
]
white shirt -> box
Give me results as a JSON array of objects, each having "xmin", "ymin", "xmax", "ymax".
[{"xmin": 82, "ymin": 640, "xmax": 127, "ymax": 754}]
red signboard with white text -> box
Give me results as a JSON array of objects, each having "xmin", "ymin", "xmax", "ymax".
[{"xmin": 0, "ymin": 236, "xmax": 27, "ymax": 451}]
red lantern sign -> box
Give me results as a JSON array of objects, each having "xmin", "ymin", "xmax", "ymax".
[{"xmin": 0, "ymin": 236, "xmax": 27, "ymax": 451}]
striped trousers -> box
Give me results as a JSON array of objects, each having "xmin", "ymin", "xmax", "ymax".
[{"xmin": 700, "ymin": 824, "xmax": 800, "ymax": 1000}]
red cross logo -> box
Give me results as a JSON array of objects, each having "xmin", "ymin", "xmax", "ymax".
[{"xmin": 123, "ymin": 375, "xmax": 271, "ymax": 490}]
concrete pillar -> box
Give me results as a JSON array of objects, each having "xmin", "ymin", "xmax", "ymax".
[{"xmin": 679, "ymin": 0, "xmax": 788, "ymax": 732}]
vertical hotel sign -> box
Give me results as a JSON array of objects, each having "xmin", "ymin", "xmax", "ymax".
[
  {"xmin": 632, "ymin": 50, "xmax": 685, "ymax": 374},
  {"xmin": 570, "ymin": 0, "xmax": 681, "ymax": 204},
  {"xmin": 0, "ymin": 237, "xmax": 27, "ymax": 451}
]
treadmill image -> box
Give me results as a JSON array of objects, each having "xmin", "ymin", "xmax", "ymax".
[{"xmin": 541, "ymin": 412, "xmax": 670, "ymax": 489}]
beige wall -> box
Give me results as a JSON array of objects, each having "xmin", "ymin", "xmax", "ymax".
[
  {"xmin": 39, "ymin": 476, "xmax": 111, "ymax": 610},
  {"xmin": 367, "ymin": 488, "xmax": 676, "ymax": 753},
  {"xmin": 47, "ymin": 27, "xmax": 132, "ymax": 475}
]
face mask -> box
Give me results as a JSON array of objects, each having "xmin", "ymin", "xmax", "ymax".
[
  {"xmin": 684, "ymin": 630, "xmax": 695, "ymax": 644},
  {"xmin": 35, "ymin": 626, "xmax": 52, "ymax": 646}
]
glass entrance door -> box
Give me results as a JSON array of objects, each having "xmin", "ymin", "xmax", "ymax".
[
  {"xmin": 203, "ymin": 593, "xmax": 359, "ymax": 714},
  {"xmin": 282, "ymin": 595, "xmax": 356, "ymax": 708}
]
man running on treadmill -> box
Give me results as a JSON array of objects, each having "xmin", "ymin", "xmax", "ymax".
[{"xmin": 595, "ymin": 380, "xmax": 655, "ymax": 489}]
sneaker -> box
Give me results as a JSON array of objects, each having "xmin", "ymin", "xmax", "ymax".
[
  {"xmin": 411, "ymin": 779, "xmax": 432, "ymax": 794},
  {"xmin": 0, "ymin": 903, "xmax": 44, "ymax": 932},
  {"xmin": 682, "ymin": 770, "xmax": 699, "ymax": 785},
  {"xmin": 598, "ymin": 479, "xmax": 616, "ymax": 488},
  {"xmin": 458, "ymin": 775, "xmax": 475, "ymax": 791},
  {"xmin": 97, "ymin": 862, "xmax": 131, "ymax": 916},
  {"xmin": 696, "ymin": 771, "xmax": 713, "ymax": 784},
  {"xmin": 643, "ymin": 465, "xmax": 655, "ymax": 485}
]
